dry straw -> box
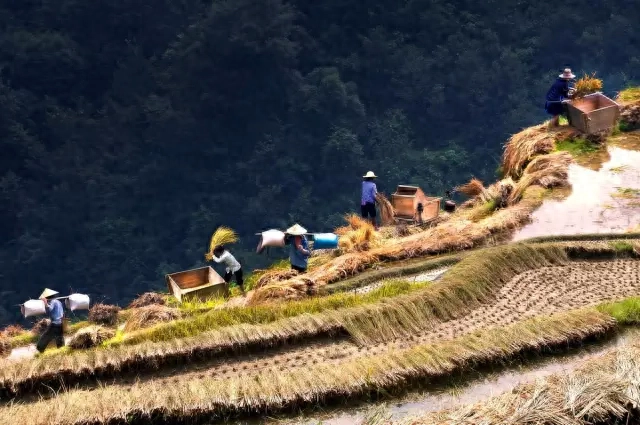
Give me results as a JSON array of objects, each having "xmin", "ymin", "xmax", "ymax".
[
  {"xmin": 124, "ymin": 305, "xmax": 182, "ymax": 332},
  {"xmin": 68, "ymin": 326, "xmax": 115, "ymax": 350},
  {"xmin": 573, "ymin": 72, "xmax": 603, "ymax": 99},
  {"xmin": 88, "ymin": 303, "xmax": 121, "ymax": 326},
  {"xmin": 375, "ymin": 193, "xmax": 396, "ymax": 225},
  {"xmin": 206, "ymin": 226, "xmax": 239, "ymax": 260},
  {"xmin": 0, "ymin": 309, "xmax": 615, "ymax": 425},
  {"xmin": 128, "ymin": 292, "xmax": 166, "ymax": 309},
  {"xmin": 0, "ymin": 242, "xmax": 574, "ymax": 398}
]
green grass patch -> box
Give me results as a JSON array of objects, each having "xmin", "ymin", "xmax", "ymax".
[
  {"xmin": 468, "ymin": 199, "xmax": 497, "ymax": 222},
  {"xmin": 9, "ymin": 331, "xmax": 37, "ymax": 348},
  {"xmin": 618, "ymin": 87, "xmax": 640, "ymax": 103},
  {"xmin": 121, "ymin": 279, "xmax": 427, "ymax": 345},
  {"xmin": 555, "ymin": 137, "xmax": 600, "ymax": 156},
  {"xmin": 608, "ymin": 241, "xmax": 635, "ymax": 253},
  {"xmin": 598, "ymin": 297, "xmax": 640, "ymax": 324}
]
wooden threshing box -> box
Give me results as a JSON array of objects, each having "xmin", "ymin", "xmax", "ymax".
[
  {"xmin": 391, "ymin": 185, "xmax": 441, "ymax": 224},
  {"xmin": 166, "ymin": 266, "xmax": 228, "ymax": 303},
  {"xmin": 566, "ymin": 92, "xmax": 620, "ymax": 134}
]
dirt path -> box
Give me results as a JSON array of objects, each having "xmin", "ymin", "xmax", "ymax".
[{"xmin": 101, "ymin": 259, "xmax": 639, "ymax": 390}]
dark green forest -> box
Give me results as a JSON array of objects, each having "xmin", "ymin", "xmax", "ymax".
[{"xmin": 1, "ymin": 0, "xmax": 639, "ymax": 324}]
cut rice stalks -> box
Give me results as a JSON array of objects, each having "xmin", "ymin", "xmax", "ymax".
[
  {"xmin": 0, "ymin": 309, "xmax": 615, "ymax": 425},
  {"xmin": 376, "ymin": 193, "xmax": 396, "ymax": 226}
]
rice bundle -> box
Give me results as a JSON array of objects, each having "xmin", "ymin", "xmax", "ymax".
[
  {"xmin": 68, "ymin": 326, "xmax": 115, "ymax": 349},
  {"xmin": 88, "ymin": 303, "xmax": 121, "ymax": 326},
  {"xmin": 573, "ymin": 72, "xmax": 603, "ymax": 98},
  {"xmin": 375, "ymin": 193, "xmax": 396, "ymax": 225},
  {"xmin": 206, "ymin": 226, "xmax": 239, "ymax": 260},
  {"xmin": 339, "ymin": 224, "xmax": 379, "ymax": 252},
  {"xmin": 620, "ymin": 103, "xmax": 640, "ymax": 128},
  {"xmin": 253, "ymin": 268, "xmax": 299, "ymax": 289},
  {"xmin": 31, "ymin": 318, "xmax": 50, "ymax": 335},
  {"xmin": 124, "ymin": 305, "xmax": 182, "ymax": 332},
  {"xmin": 456, "ymin": 178, "xmax": 486, "ymax": 198},
  {"xmin": 0, "ymin": 338, "xmax": 10, "ymax": 358},
  {"xmin": 128, "ymin": 292, "xmax": 166, "ymax": 309},
  {"xmin": 335, "ymin": 214, "xmax": 370, "ymax": 236},
  {"xmin": 509, "ymin": 152, "xmax": 572, "ymax": 204},
  {"xmin": 1, "ymin": 324, "xmax": 26, "ymax": 338}
]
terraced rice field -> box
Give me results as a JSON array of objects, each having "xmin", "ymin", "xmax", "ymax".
[{"xmin": 1, "ymin": 239, "xmax": 639, "ymax": 425}]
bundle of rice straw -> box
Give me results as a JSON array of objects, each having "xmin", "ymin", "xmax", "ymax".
[
  {"xmin": 456, "ymin": 178, "xmax": 496, "ymax": 204},
  {"xmin": 573, "ymin": 72, "xmax": 603, "ymax": 99},
  {"xmin": 88, "ymin": 303, "xmax": 121, "ymax": 326},
  {"xmin": 375, "ymin": 193, "xmax": 395, "ymax": 225},
  {"xmin": 206, "ymin": 226, "xmax": 238, "ymax": 260},
  {"xmin": 68, "ymin": 326, "xmax": 115, "ymax": 349},
  {"xmin": 124, "ymin": 305, "xmax": 182, "ymax": 332},
  {"xmin": 31, "ymin": 319, "xmax": 50, "ymax": 335},
  {"xmin": 1, "ymin": 324, "xmax": 26, "ymax": 338},
  {"xmin": 0, "ymin": 338, "xmax": 10, "ymax": 358},
  {"xmin": 128, "ymin": 292, "xmax": 166, "ymax": 309},
  {"xmin": 335, "ymin": 214, "xmax": 370, "ymax": 236},
  {"xmin": 509, "ymin": 152, "xmax": 572, "ymax": 204},
  {"xmin": 253, "ymin": 268, "xmax": 299, "ymax": 289}
]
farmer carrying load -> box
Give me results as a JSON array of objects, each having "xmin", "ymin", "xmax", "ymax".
[
  {"xmin": 286, "ymin": 224, "xmax": 311, "ymax": 273},
  {"xmin": 545, "ymin": 68, "xmax": 576, "ymax": 127},
  {"xmin": 361, "ymin": 171, "xmax": 379, "ymax": 229},
  {"xmin": 36, "ymin": 288, "xmax": 65, "ymax": 353},
  {"xmin": 212, "ymin": 245, "xmax": 244, "ymax": 292}
]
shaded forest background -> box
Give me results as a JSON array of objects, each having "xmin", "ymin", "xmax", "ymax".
[{"xmin": 1, "ymin": 0, "xmax": 639, "ymax": 324}]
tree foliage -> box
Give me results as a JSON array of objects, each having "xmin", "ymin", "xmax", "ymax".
[{"xmin": 1, "ymin": 0, "xmax": 639, "ymax": 324}]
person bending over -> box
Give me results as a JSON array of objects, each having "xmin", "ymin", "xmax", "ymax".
[{"xmin": 212, "ymin": 245, "xmax": 244, "ymax": 292}]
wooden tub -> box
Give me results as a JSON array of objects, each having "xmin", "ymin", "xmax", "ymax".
[
  {"xmin": 566, "ymin": 92, "xmax": 620, "ymax": 134},
  {"xmin": 166, "ymin": 266, "xmax": 228, "ymax": 303}
]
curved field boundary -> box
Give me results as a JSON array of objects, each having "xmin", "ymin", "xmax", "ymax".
[
  {"xmin": 0, "ymin": 309, "xmax": 616, "ymax": 425},
  {"xmin": 522, "ymin": 232, "xmax": 640, "ymax": 244},
  {"xmin": 322, "ymin": 252, "xmax": 465, "ymax": 294},
  {"xmin": 0, "ymin": 242, "xmax": 570, "ymax": 399},
  {"xmin": 410, "ymin": 337, "xmax": 640, "ymax": 424}
]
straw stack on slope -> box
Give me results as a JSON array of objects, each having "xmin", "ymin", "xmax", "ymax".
[
  {"xmin": 502, "ymin": 124, "xmax": 578, "ymax": 178},
  {"xmin": 68, "ymin": 326, "xmax": 115, "ymax": 350},
  {"xmin": 509, "ymin": 151, "xmax": 572, "ymax": 204},
  {"xmin": 124, "ymin": 305, "xmax": 182, "ymax": 332}
]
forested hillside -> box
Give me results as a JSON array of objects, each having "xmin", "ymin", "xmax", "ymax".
[{"xmin": 1, "ymin": 0, "xmax": 639, "ymax": 324}]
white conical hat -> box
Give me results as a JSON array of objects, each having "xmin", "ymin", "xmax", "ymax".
[
  {"xmin": 39, "ymin": 288, "xmax": 59, "ymax": 299},
  {"xmin": 363, "ymin": 171, "xmax": 377, "ymax": 178},
  {"xmin": 286, "ymin": 224, "xmax": 307, "ymax": 235}
]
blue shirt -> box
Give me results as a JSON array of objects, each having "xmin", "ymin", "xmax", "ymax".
[
  {"xmin": 546, "ymin": 78, "xmax": 571, "ymax": 103},
  {"xmin": 289, "ymin": 236, "xmax": 310, "ymax": 269},
  {"xmin": 361, "ymin": 181, "xmax": 377, "ymax": 205},
  {"xmin": 46, "ymin": 299, "xmax": 64, "ymax": 325}
]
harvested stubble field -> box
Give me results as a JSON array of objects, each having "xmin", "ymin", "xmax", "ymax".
[
  {"xmin": 404, "ymin": 341, "xmax": 640, "ymax": 425},
  {"xmin": 0, "ymin": 309, "xmax": 618, "ymax": 425},
  {"xmin": 1, "ymin": 239, "xmax": 640, "ymax": 417}
]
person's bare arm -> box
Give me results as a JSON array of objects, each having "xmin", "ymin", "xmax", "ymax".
[{"xmin": 295, "ymin": 237, "xmax": 311, "ymax": 256}]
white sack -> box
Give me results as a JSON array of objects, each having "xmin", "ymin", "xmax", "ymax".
[
  {"xmin": 261, "ymin": 229, "xmax": 286, "ymax": 248},
  {"xmin": 66, "ymin": 293, "xmax": 90, "ymax": 311},
  {"xmin": 21, "ymin": 299, "xmax": 46, "ymax": 318}
]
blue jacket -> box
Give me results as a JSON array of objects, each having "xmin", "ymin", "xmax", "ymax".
[
  {"xmin": 289, "ymin": 236, "xmax": 310, "ymax": 269},
  {"xmin": 545, "ymin": 78, "xmax": 572, "ymax": 115},
  {"xmin": 45, "ymin": 299, "xmax": 64, "ymax": 325}
]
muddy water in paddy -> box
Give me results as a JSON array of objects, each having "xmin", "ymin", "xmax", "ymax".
[
  {"xmin": 513, "ymin": 146, "xmax": 640, "ymax": 240},
  {"xmin": 243, "ymin": 328, "xmax": 640, "ymax": 425}
]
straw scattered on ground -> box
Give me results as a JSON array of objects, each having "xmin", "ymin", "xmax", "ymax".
[
  {"xmin": 0, "ymin": 308, "xmax": 615, "ymax": 425},
  {"xmin": 0, "ymin": 325, "xmax": 26, "ymax": 338}
]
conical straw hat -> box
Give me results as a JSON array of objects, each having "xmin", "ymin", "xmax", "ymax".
[
  {"xmin": 39, "ymin": 288, "xmax": 59, "ymax": 299},
  {"xmin": 286, "ymin": 224, "xmax": 307, "ymax": 235}
]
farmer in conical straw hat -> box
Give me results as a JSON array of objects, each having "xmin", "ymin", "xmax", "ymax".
[
  {"xmin": 36, "ymin": 288, "xmax": 66, "ymax": 353},
  {"xmin": 545, "ymin": 67, "xmax": 577, "ymax": 127},
  {"xmin": 286, "ymin": 224, "xmax": 311, "ymax": 272},
  {"xmin": 361, "ymin": 171, "xmax": 379, "ymax": 230}
]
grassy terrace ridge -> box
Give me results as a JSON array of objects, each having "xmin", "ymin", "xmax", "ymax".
[
  {"xmin": 0, "ymin": 240, "xmax": 636, "ymax": 399},
  {"xmin": 0, "ymin": 308, "xmax": 616, "ymax": 425}
]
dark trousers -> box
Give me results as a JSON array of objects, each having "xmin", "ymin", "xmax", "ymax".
[
  {"xmin": 36, "ymin": 323, "xmax": 65, "ymax": 352},
  {"xmin": 224, "ymin": 268, "xmax": 244, "ymax": 289},
  {"xmin": 361, "ymin": 202, "xmax": 377, "ymax": 227},
  {"xmin": 291, "ymin": 264, "xmax": 307, "ymax": 273}
]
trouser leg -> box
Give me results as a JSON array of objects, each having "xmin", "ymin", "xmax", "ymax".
[
  {"xmin": 54, "ymin": 324, "xmax": 65, "ymax": 348},
  {"xmin": 223, "ymin": 271, "xmax": 232, "ymax": 283},
  {"xmin": 36, "ymin": 324, "xmax": 60, "ymax": 352},
  {"xmin": 235, "ymin": 269, "xmax": 244, "ymax": 291}
]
